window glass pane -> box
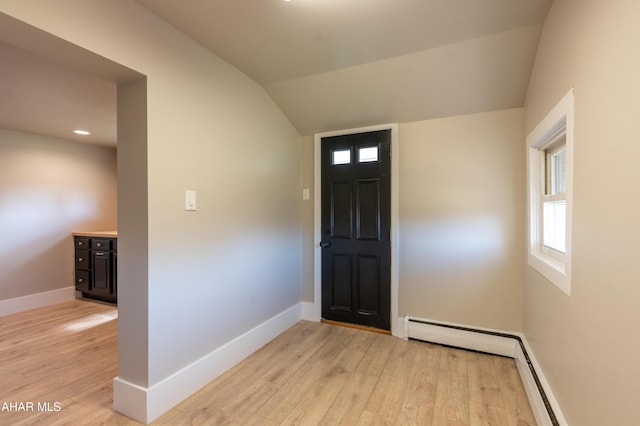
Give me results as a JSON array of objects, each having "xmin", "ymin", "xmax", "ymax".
[
  {"xmin": 551, "ymin": 148, "xmax": 566, "ymax": 194},
  {"xmin": 358, "ymin": 146, "xmax": 378, "ymax": 163},
  {"xmin": 543, "ymin": 200, "xmax": 566, "ymax": 252},
  {"xmin": 546, "ymin": 144, "xmax": 566, "ymax": 195},
  {"xmin": 332, "ymin": 149, "xmax": 351, "ymax": 165}
]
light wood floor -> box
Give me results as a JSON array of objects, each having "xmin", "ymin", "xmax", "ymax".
[{"xmin": 0, "ymin": 300, "xmax": 536, "ymax": 425}]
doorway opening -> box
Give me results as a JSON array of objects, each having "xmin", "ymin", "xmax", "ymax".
[{"xmin": 0, "ymin": 11, "xmax": 148, "ymax": 419}]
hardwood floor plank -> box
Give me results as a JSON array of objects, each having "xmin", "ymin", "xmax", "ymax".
[
  {"xmin": 281, "ymin": 328, "xmax": 375, "ymax": 424},
  {"xmin": 469, "ymin": 400, "xmax": 508, "ymax": 426},
  {"xmin": 255, "ymin": 326, "xmax": 357, "ymax": 422},
  {"xmin": 320, "ymin": 372, "xmax": 379, "ymax": 425},
  {"xmin": 395, "ymin": 341, "xmax": 443, "ymax": 425},
  {"xmin": 433, "ymin": 347, "xmax": 471, "ymax": 426},
  {"xmin": 353, "ymin": 332, "xmax": 396, "ymax": 377},
  {"xmin": 440, "ymin": 346, "xmax": 470, "ymax": 374},
  {"xmin": 261, "ymin": 322, "xmax": 337, "ymax": 386},
  {"xmin": 468, "ymin": 351, "xmax": 507, "ymax": 408},
  {"xmin": 0, "ymin": 300, "xmax": 128, "ymax": 426},
  {"xmin": 494, "ymin": 356, "xmax": 537, "ymax": 426},
  {"xmin": 364, "ymin": 340, "xmax": 419, "ymax": 424},
  {"xmin": 0, "ymin": 301, "xmax": 538, "ymax": 426},
  {"xmin": 279, "ymin": 364, "xmax": 349, "ymax": 425}
]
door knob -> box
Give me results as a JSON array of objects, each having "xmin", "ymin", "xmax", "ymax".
[{"xmin": 319, "ymin": 241, "xmax": 332, "ymax": 248}]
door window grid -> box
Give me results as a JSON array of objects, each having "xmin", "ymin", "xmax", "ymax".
[{"xmin": 332, "ymin": 146, "xmax": 380, "ymax": 165}]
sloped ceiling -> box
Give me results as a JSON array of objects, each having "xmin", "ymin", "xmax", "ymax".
[
  {"xmin": 135, "ymin": 0, "xmax": 553, "ymax": 135},
  {"xmin": 0, "ymin": 1, "xmax": 553, "ymax": 144}
]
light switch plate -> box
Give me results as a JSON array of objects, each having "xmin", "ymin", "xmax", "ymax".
[
  {"xmin": 302, "ymin": 188, "xmax": 310, "ymax": 201},
  {"xmin": 185, "ymin": 190, "xmax": 196, "ymax": 211}
]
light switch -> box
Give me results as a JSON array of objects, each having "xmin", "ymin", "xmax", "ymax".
[
  {"xmin": 302, "ymin": 188, "xmax": 310, "ymax": 201},
  {"xmin": 185, "ymin": 190, "xmax": 197, "ymax": 211}
]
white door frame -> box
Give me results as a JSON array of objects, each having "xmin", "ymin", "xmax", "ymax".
[{"xmin": 312, "ymin": 123, "xmax": 401, "ymax": 337}]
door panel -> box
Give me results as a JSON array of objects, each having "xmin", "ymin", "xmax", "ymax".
[
  {"xmin": 356, "ymin": 179, "xmax": 380, "ymax": 240},
  {"xmin": 321, "ymin": 129, "xmax": 391, "ymax": 330},
  {"xmin": 92, "ymin": 251, "xmax": 112, "ymax": 295},
  {"xmin": 355, "ymin": 254, "xmax": 380, "ymax": 315},
  {"xmin": 331, "ymin": 181, "xmax": 352, "ymax": 239},
  {"xmin": 330, "ymin": 253, "xmax": 353, "ymax": 311}
]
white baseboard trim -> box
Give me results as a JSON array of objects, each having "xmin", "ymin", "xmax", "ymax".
[
  {"xmin": 404, "ymin": 316, "xmax": 518, "ymax": 358},
  {"xmin": 302, "ymin": 301, "xmax": 318, "ymax": 321},
  {"xmin": 514, "ymin": 335, "xmax": 568, "ymax": 426},
  {"xmin": 113, "ymin": 302, "xmax": 304, "ymax": 424},
  {"xmin": 403, "ymin": 316, "xmax": 567, "ymax": 426},
  {"xmin": 113, "ymin": 377, "xmax": 148, "ymax": 423},
  {"xmin": 0, "ymin": 286, "xmax": 75, "ymax": 317}
]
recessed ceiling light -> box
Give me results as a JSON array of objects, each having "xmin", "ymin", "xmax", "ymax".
[{"xmin": 73, "ymin": 129, "xmax": 91, "ymax": 135}]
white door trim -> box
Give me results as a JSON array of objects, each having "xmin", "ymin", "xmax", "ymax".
[{"xmin": 312, "ymin": 123, "xmax": 400, "ymax": 337}]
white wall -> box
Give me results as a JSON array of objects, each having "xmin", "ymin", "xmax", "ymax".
[
  {"xmin": 524, "ymin": 0, "xmax": 640, "ymax": 424},
  {"xmin": 0, "ymin": 0, "xmax": 302, "ymax": 421},
  {"xmin": 0, "ymin": 128, "xmax": 117, "ymax": 302}
]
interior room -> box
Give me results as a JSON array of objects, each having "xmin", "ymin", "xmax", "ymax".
[{"xmin": 1, "ymin": 1, "xmax": 639, "ymax": 425}]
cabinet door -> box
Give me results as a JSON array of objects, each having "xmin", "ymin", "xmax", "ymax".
[
  {"xmin": 75, "ymin": 270, "xmax": 91, "ymax": 292},
  {"xmin": 75, "ymin": 250, "xmax": 90, "ymax": 270},
  {"xmin": 92, "ymin": 239, "xmax": 112, "ymax": 250},
  {"xmin": 92, "ymin": 251, "xmax": 112, "ymax": 295},
  {"xmin": 75, "ymin": 238, "xmax": 90, "ymax": 250}
]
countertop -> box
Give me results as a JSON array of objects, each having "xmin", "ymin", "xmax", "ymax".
[{"xmin": 72, "ymin": 231, "xmax": 118, "ymax": 238}]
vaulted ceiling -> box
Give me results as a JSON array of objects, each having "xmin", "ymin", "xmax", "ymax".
[
  {"xmin": 0, "ymin": 0, "xmax": 553, "ymax": 144},
  {"xmin": 135, "ymin": 0, "xmax": 553, "ymax": 135}
]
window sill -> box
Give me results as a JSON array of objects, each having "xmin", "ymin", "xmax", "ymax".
[{"xmin": 528, "ymin": 251, "xmax": 571, "ymax": 295}]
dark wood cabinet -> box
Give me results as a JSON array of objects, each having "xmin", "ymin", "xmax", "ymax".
[{"xmin": 74, "ymin": 235, "xmax": 117, "ymax": 304}]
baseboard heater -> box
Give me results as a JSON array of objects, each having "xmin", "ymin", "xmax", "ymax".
[{"xmin": 405, "ymin": 317, "xmax": 561, "ymax": 426}]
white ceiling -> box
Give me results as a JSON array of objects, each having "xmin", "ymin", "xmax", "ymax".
[{"xmin": 0, "ymin": 0, "xmax": 553, "ymax": 144}]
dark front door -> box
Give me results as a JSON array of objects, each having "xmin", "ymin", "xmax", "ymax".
[{"xmin": 321, "ymin": 129, "xmax": 391, "ymax": 330}]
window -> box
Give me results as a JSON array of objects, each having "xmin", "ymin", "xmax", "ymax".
[
  {"xmin": 332, "ymin": 149, "xmax": 351, "ymax": 165},
  {"xmin": 358, "ymin": 146, "xmax": 378, "ymax": 163},
  {"xmin": 542, "ymin": 139, "xmax": 566, "ymax": 255},
  {"xmin": 527, "ymin": 89, "xmax": 574, "ymax": 295}
]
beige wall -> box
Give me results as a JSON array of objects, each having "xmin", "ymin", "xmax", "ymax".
[
  {"xmin": 300, "ymin": 135, "xmax": 315, "ymax": 302},
  {"xmin": 116, "ymin": 77, "xmax": 149, "ymax": 386},
  {"xmin": 398, "ymin": 109, "xmax": 525, "ymax": 330},
  {"xmin": 524, "ymin": 0, "xmax": 640, "ymax": 424},
  {"xmin": 0, "ymin": 0, "xmax": 302, "ymax": 400},
  {"xmin": 0, "ymin": 128, "xmax": 117, "ymax": 301},
  {"xmin": 300, "ymin": 109, "xmax": 526, "ymax": 331}
]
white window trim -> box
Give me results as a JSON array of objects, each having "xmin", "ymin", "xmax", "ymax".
[{"xmin": 527, "ymin": 89, "xmax": 574, "ymax": 295}]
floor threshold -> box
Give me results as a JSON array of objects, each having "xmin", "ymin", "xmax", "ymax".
[{"xmin": 321, "ymin": 319, "xmax": 391, "ymax": 335}]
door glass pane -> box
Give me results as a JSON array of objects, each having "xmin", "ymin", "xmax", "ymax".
[
  {"xmin": 358, "ymin": 146, "xmax": 378, "ymax": 163},
  {"xmin": 332, "ymin": 149, "xmax": 351, "ymax": 165},
  {"xmin": 543, "ymin": 200, "xmax": 566, "ymax": 252}
]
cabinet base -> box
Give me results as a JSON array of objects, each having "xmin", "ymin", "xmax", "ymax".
[{"xmin": 77, "ymin": 292, "xmax": 117, "ymax": 305}]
